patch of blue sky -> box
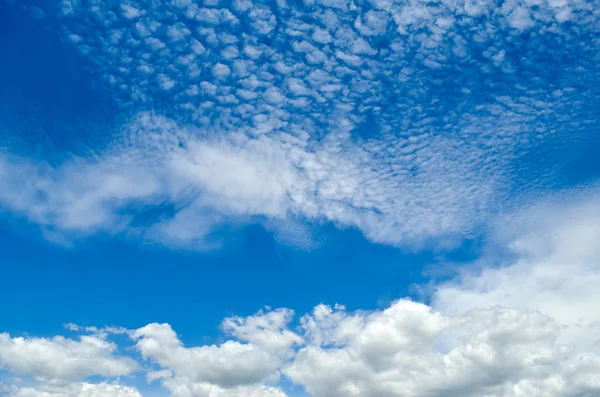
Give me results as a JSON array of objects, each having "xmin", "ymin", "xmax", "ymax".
[
  {"xmin": 0, "ymin": 217, "xmax": 445, "ymax": 339},
  {"xmin": 0, "ymin": 2, "xmax": 119, "ymax": 159}
]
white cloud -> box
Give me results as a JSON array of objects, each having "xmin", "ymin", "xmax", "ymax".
[
  {"xmin": 507, "ymin": 6, "xmax": 535, "ymax": 31},
  {"xmin": 4, "ymin": 195, "xmax": 600, "ymax": 397},
  {"xmin": 4, "ymin": 299, "xmax": 600, "ymax": 397},
  {"xmin": 285, "ymin": 301, "xmax": 600, "ymax": 397},
  {"xmin": 211, "ymin": 63, "xmax": 231, "ymax": 80},
  {"xmin": 0, "ymin": 108, "xmax": 512, "ymax": 250},
  {"xmin": 282, "ymin": 198, "xmax": 600, "ymax": 396},
  {"xmin": 151, "ymin": 193, "xmax": 600, "ymax": 397},
  {"xmin": 6, "ymin": 383, "xmax": 142, "ymax": 397},
  {"xmin": 433, "ymin": 191, "xmax": 600, "ymax": 349},
  {"xmin": 0, "ymin": 333, "xmax": 138, "ymax": 383},
  {"xmin": 0, "ymin": 150, "xmax": 164, "ymax": 236},
  {"xmin": 131, "ymin": 309, "xmax": 300, "ymax": 397},
  {"xmin": 156, "ymin": 380, "xmax": 288, "ymax": 397},
  {"xmin": 133, "ymin": 324, "xmax": 279, "ymax": 387}
]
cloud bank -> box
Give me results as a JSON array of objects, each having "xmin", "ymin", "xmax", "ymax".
[{"xmin": 3, "ymin": 193, "xmax": 600, "ymax": 396}]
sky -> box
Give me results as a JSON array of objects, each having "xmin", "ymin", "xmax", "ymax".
[{"xmin": 0, "ymin": 0, "xmax": 599, "ymax": 396}]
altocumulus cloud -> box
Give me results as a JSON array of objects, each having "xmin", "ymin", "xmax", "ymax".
[
  {"xmin": 2, "ymin": 193, "xmax": 600, "ymax": 396},
  {"xmin": 1, "ymin": 0, "xmax": 599, "ymax": 249}
]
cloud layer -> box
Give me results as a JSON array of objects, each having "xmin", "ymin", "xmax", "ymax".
[
  {"xmin": 2, "ymin": 303, "xmax": 599, "ymax": 397},
  {"xmin": 1, "ymin": 0, "xmax": 599, "ymax": 248},
  {"xmin": 3, "ymin": 193, "xmax": 600, "ymax": 396}
]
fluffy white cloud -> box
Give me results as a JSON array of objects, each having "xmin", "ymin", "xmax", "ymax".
[
  {"xmin": 285, "ymin": 301, "xmax": 600, "ymax": 397},
  {"xmin": 128, "ymin": 193, "xmax": 600, "ymax": 397},
  {"xmin": 155, "ymin": 380, "xmax": 288, "ymax": 397},
  {"xmin": 2, "ymin": 2, "xmax": 599, "ymax": 396},
  {"xmin": 6, "ymin": 383, "xmax": 142, "ymax": 397},
  {"xmin": 0, "ymin": 333, "xmax": 138, "ymax": 383},
  {"xmin": 0, "ymin": 331, "xmax": 141, "ymax": 397},
  {"xmin": 4, "ymin": 223, "xmax": 600, "ymax": 397},
  {"xmin": 131, "ymin": 309, "xmax": 300, "ymax": 397},
  {"xmin": 289, "ymin": 192, "xmax": 600, "ymax": 397},
  {"xmin": 434, "ymin": 191, "xmax": 600, "ymax": 349},
  {"xmin": 4, "ymin": 299, "xmax": 600, "ymax": 397}
]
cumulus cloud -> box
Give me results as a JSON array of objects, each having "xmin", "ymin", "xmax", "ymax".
[
  {"xmin": 2, "ymin": 189, "xmax": 594, "ymax": 397},
  {"xmin": 283, "ymin": 200, "xmax": 600, "ymax": 397},
  {"xmin": 280, "ymin": 193, "xmax": 600, "ymax": 395},
  {"xmin": 5, "ymin": 383, "xmax": 142, "ymax": 397},
  {"xmin": 0, "ymin": 331, "xmax": 141, "ymax": 397},
  {"xmin": 288, "ymin": 201, "xmax": 600, "ymax": 397},
  {"xmin": 0, "ymin": 333, "xmax": 138, "ymax": 383},
  {"xmin": 433, "ymin": 190, "xmax": 600, "ymax": 348},
  {"xmin": 285, "ymin": 301, "xmax": 600, "ymax": 397},
  {"xmin": 5, "ymin": 301, "xmax": 600, "ymax": 397},
  {"xmin": 5, "ymin": 189, "xmax": 600, "ymax": 397},
  {"xmin": 131, "ymin": 308, "xmax": 300, "ymax": 397}
]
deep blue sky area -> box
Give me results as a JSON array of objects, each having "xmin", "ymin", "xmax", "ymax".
[
  {"xmin": 0, "ymin": 1, "xmax": 118, "ymax": 158},
  {"xmin": 0, "ymin": 218, "xmax": 447, "ymax": 343}
]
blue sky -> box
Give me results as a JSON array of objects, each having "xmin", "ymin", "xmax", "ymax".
[{"xmin": 1, "ymin": 1, "xmax": 600, "ymax": 397}]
